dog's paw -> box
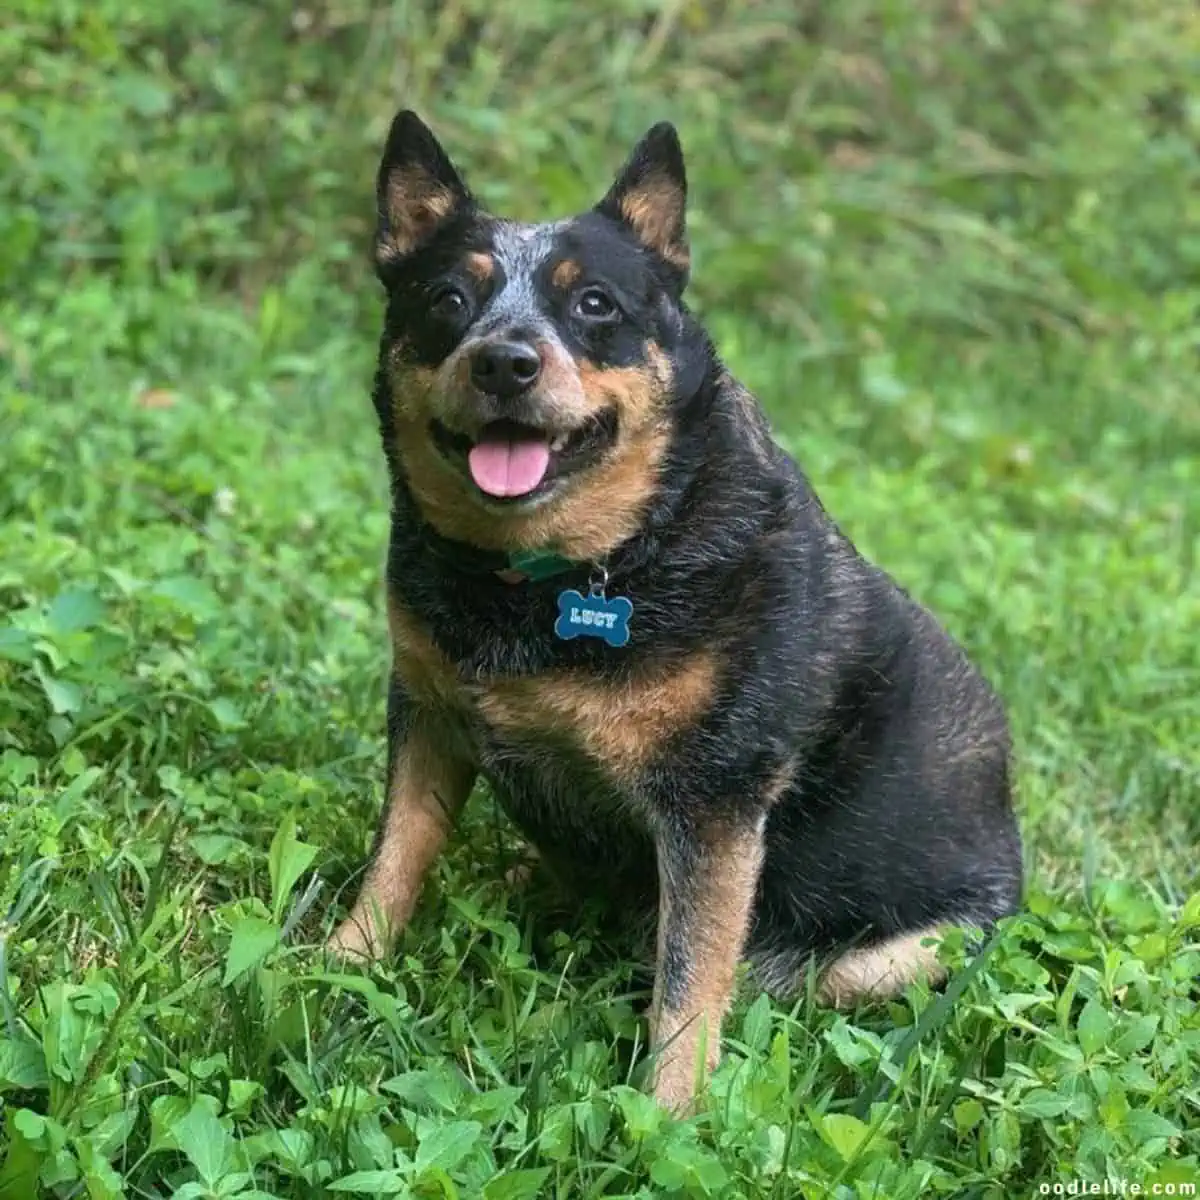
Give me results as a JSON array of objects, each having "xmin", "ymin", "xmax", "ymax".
[
  {"xmin": 502, "ymin": 847, "xmax": 542, "ymax": 890},
  {"xmin": 504, "ymin": 862, "xmax": 534, "ymax": 889},
  {"xmin": 325, "ymin": 914, "xmax": 387, "ymax": 964},
  {"xmin": 651, "ymin": 1061, "xmax": 706, "ymax": 1116},
  {"xmin": 649, "ymin": 1037, "xmax": 718, "ymax": 1116}
]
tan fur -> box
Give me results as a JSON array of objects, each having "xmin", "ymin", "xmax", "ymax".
[
  {"xmin": 503, "ymin": 846, "xmax": 541, "ymax": 889},
  {"xmin": 389, "ymin": 422, "xmax": 498, "ymax": 549},
  {"xmin": 817, "ymin": 928, "xmax": 947, "ymax": 1008},
  {"xmin": 389, "ymin": 341, "xmax": 674, "ymax": 560},
  {"xmin": 763, "ymin": 757, "xmax": 796, "ymax": 807},
  {"xmin": 528, "ymin": 421, "xmax": 670, "ymax": 559},
  {"xmin": 551, "ymin": 259, "xmax": 582, "ymax": 289},
  {"xmin": 387, "ymin": 598, "xmax": 463, "ymax": 709},
  {"xmin": 529, "ymin": 340, "xmax": 598, "ymax": 427},
  {"xmin": 465, "ymin": 251, "xmax": 494, "ymax": 281},
  {"xmin": 327, "ymin": 720, "xmax": 475, "ymax": 960},
  {"xmin": 650, "ymin": 823, "xmax": 765, "ymax": 1111},
  {"xmin": 395, "ymin": 423, "xmax": 668, "ymax": 559},
  {"xmin": 388, "ymin": 353, "xmax": 439, "ymax": 421},
  {"xmin": 479, "ymin": 651, "xmax": 716, "ymax": 783},
  {"xmin": 619, "ymin": 177, "xmax": 690, "ymax": 270},
  {"xmin": 577, "ymin": 344, "xmax": 670, "ymax": 433},
  {"xmin": 378, "ymin": 167, "xmax": 459, "ymax": 261}
]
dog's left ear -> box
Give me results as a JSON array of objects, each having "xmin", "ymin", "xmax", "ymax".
[{"xmin": 596, "ymin": 123, "xmax": 689, "ymax": 280}]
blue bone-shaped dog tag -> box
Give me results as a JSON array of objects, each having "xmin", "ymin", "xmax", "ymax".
[{"xmin": 554, "ymin": 588, "xmax": 633, "ymax": 647}]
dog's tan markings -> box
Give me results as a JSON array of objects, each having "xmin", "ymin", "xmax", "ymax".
[
  {"xmin": 577, "ymin": 366, "xmax": 656, "ymax": 431},
  {"xmin": 387, "ymin": 598, "xmax": 463, "ymax": 709},
  {"xmin": 391, "ymin": 341, "xmax": 674, "ymax": 561},
  {"xmin": 479, "ymin": 651, "xmax": 716, "ymax": 782},
  {"xmin": 817, "ymin": 928, "xmax": 947, "ymax": 1008},
  {"xmin": 407, "ymin": 425, "xmax": 668, "ymax": 560},
  {"xmin": 465, "ymin": 251, "xmax": 494, "ymax": 282},
  {"xmin": 763, "ymin": 758, "xmax": 795, "ymax": 807},
  {"xmin": 327, "ymin": 719, "xmax": 475, "ymax": 961},
  {"xmin": 651, "ymin": 823, "xmax": 764, "ymax": 1111},
  {"xmin": 551, "ymin": 258, "xmax": 581, "ymax": 289},
  {"xmin": 392, "ymin": 432, "xmax": 504, "ymax": 548},
  {"xmin": 378, "ymin": 167, "xmax": 459, "ymax": 261},
  {"xmin": 619, "ymin": 176, "xmax": 690, "ymax": 271},
  {"xmin": 503, "ymin": 845, "xmax": 541, "ymax": 890},
  {"xmin": 523, "ymin": 339, "xmax": 592, "ymax": 425},
  {"xmin": 535, "ymin": 421, "xmax": 670, "ymax": 559},
  {"xmin": 388, "ymin": 353, "xmax": 439, "ymax": 422},
  {"xmin": 517, "ymin": 341, "xmax": 674, "ymax": 558}
]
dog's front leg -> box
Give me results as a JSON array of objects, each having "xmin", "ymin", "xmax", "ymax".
[
  {"xmin": 328, "ymin": 680, "xmax": 475, "ymax": 961},
  {"xmin": 649, "ymin": 812, "xmax": 765, "ymax": 1112}
]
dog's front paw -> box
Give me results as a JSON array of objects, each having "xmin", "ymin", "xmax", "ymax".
[
  {"xmin": 325, "ymin": 911, "xmax": 389, "ymax": 964},
  {"xmin": 651, "ymin": 1064, "xmax": 701, "ymax": 1115},
  {"xmin": 650, "ymin": 1033, "xmax": 719, "ymax": 1115}
]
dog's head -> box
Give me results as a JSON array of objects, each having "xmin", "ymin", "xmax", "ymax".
[{"xmin": 372, "ymin": 110, "xmax": 705, "ymax": 559}]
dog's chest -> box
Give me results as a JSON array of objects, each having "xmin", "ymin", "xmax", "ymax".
[
  {"xmin": 449, "ymin": 674, "xmax": 659, "ymax": 888},
  {"xmin": 473, "ymin": 724, "xmax": 653, "ymax": 881},
  {"xmin": 390, "ymin": 599, "xmax": 716, "ymax": 868},
  {"xmin": 462, "ymin": 670, "xmax": 654, "ymax": 847},
  {"xmin": 391, "ymin": 598, "xmax": 716, "ymax": 780}
]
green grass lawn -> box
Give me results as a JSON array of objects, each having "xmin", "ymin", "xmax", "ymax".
[{"xmin": 2, "ymin": 3, "xmax": 1199, "ymax": 1197}]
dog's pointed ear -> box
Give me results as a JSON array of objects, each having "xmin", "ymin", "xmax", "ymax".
[
  {"xmin": 596, "ymin": 122, "xmax": 689, "ymax": 279},
  {"xmin": 375, "ymin": 110, "xmax": 471, "ymax": 267}
]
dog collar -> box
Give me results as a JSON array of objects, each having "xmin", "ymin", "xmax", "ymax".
[
  {"xmin": 500, "ymin": 549, "xmax": 578, "ymax": 584},
  {"xmin": 419, "ymin": 526, "xmax": 582, "ymax": 585},
  {"xmin": 414, "ymin": 521, "xmax": 632, "ymax": 640}
]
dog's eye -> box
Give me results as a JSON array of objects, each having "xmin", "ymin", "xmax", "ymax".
[
  {"xmin": 431, "ymin": 286, "xmax": 468, "ymax": 321},
  {"xmin": 573, "ymin": 288, "xmax": 618, "ymax": 322}
]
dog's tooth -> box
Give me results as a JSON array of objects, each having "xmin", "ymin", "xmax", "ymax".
[{"xmin": 550, "ymin": 433, "xmax": 568, "ymax": 452}]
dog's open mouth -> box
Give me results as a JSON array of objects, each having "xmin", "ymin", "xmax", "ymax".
[{"xmin": 430, "ymin": 411, "xmax": 618, "ymax": 503}]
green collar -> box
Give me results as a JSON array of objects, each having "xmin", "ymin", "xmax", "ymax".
[{"xmin": 504, "ymin": 548, "xmax": 579, "ymax": 582}]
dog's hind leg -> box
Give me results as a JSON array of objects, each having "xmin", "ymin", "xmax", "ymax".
[{"xmin": 816, "ymin": 927, "xmax": 948, "ymax": 1008}]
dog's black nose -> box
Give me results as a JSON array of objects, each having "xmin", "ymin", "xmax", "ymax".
[{"xmin": 469, "ymin": 341, "xmax": 541, "ymax": 399}]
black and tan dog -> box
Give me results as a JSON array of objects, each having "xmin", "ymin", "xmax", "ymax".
[{"xmin": 328, "ymin": 110, "xmax": 1023, "ymax": 1110}]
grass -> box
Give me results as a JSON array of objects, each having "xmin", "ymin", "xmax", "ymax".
[{"xmin": 1, "ymin": 2, "xmax": 1199, "ymax": 1197}]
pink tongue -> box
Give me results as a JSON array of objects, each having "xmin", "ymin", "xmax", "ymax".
[{"xmin": 467, "ymin": 437, "xmax": 552, "ymax": 497}]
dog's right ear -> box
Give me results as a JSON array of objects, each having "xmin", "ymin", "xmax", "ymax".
[{"xmin": 375, "ymin": 110, "xmax": 471, "ymax": 267}]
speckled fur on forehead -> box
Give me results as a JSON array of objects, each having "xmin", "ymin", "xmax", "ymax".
[{"xmin": 471, "ymin": 220, "xmax": 566, "ymax": 337}]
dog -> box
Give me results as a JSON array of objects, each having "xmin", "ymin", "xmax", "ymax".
[{"xmin": 327, "ymin": 109, "xmax": 1023, "ymax": 1111}]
